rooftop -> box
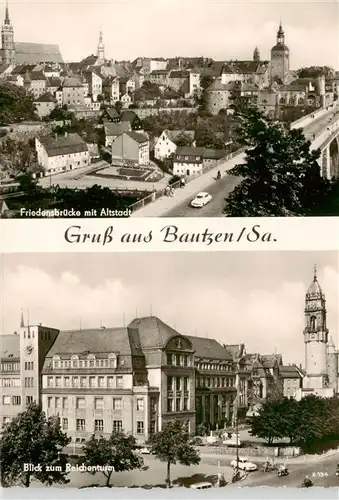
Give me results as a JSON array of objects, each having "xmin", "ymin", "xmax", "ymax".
[{"xmin": 38, "ymin": 133, "xmax": 88, "ymax": 157}]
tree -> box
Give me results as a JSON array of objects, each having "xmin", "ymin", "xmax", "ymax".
[
  {"xmin": 175, "ymin": 132, "xmax": 194, "ymax": 147},
  {"xmin": 249, "ymin": 400, "xmax": 285, "ymax": 444},
  {"xmin": 148, "ymin": 421, "xmax": 200, "ymax": 487},
  {"xmin": 0, "ymin": 82, "xmax": 38, "ymax": 123},
  {"xmin": 0, "ymin": 403, "xmax": 70, "ymax": 487},
  {"xmin": 296, "ymin": 66, "xmax": 333, "ymax": 79},
  {"xmin": 223, "ymin": 103, "xmax": 329, "ymax": 216},
  {"xmin": 81, "ymin": 431, "xmax": 143, "ymax": 487}
]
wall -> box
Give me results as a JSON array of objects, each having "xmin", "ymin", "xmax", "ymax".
[
  {"xmin": 134, "ymin": 107, "xmax": 198, "ymax": 119},
  {"xmin": 196, "ymin": 445, "xmax": 301, "ymax": 457}
]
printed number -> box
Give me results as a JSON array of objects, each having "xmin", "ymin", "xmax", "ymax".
[{"xmin": 312, "ymin": 472, "xmax": 328, "ymax": 477}]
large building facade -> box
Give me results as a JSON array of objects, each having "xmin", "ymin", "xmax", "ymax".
[{"xmin": 0, "ymin": 2, "xmax": 63, "ymax": 65}]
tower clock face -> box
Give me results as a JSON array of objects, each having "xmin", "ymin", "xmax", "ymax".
[{"xmin": 25, "ymin": 344, "xmax": 34, "ymax": 356}]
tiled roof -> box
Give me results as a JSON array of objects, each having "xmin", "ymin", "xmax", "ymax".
[
  {"xmin": 151, "ymin": 70, "xmax": 169, "ymax": 75},
  {"xmin": 169, "ymin": 70, "xmax": 189, "ymax": 78},
  {"xmin": 104, "ymin": 121, "xmax": 131, "ymax": 137},
  {"xmin": 46, "ymin": 327, "xmax": 131, "ymax": 356},
  {"xmin": 279, "ymin": 365, "xmax": 303, "ymax": 379},
  {"xmin": 126, "ymin": 131, "xmax": 149, "ymax": 143},
  {"xmin": 120, "ymin": 110, "xmax": 138, "ymax": 123},
  {"xmin": 14, "ymin": 42, "xmax": 63, "ymax": 64},
  {"xmin": 260, "ymin": 354, "xmax": 282, "ymax": 367},
  {"xmin": 127, "ymin": 316, "xmax": 181, "ymax": 349},
  {"xmin": 0, "ymin": 334, "xmax": 20, "ymax": 359},
  {"xmin": 222, "ymin": 61, "xmax": 263, "ymax": 75},
  {"xmin": 11, "ymin": 64, "xmax": 35, "ymax": 75},
  {"xmin": 46, "ymin": 77, "xmax": 61, "ymax": 87},
  {"xmin": 38, "ymin": 133, "xmax": 88, "ymax": 157},
  {"xmin": 106, "ymin": 108, "xmax": 119, "ymax": 119},
  {"xmin": 203, "ymin": 148, "xmax": 227, "ymax": 160},
  {"xmin": 0, "ymin": 63, "xmax": 11, "ymax": 74},
  {"xmin": 186, "ymin": 336, "xmax": 233, "ymax": 360},
  {"xmin": 62, "ymin": 77, "xmax": 83, "ymax": 88},
  {"xmin": 34, "ymin": 92, "xmax": 56, "ymax": 103},
  {"xmin": 207, "ymin": 81, "xmax": 231, "ymax": 92},
  {"xmin": 29, "ymin": 72, "xmax": 46, "ymax": 81},
  {"xmin": 175, "ymin": 146, "xmax": 205, "ymax": 156}
]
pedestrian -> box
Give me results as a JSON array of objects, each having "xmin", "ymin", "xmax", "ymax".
[
  {"xmin": 170, "ymin": 187, "xmax": 175, "ymax": 196},
  {"xmin": 180, "ymin": 177, "xmax": 186, "ymax": 188}
]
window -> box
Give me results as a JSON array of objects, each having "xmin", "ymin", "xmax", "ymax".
[
  {"xmin": 150, "ymin": 397, "xmax": 156, "ymax": 413},
  {"xmin": 76, "ymin": 398, "xmax": 85, "ymax": 409},
  {"xmin": 62, "ymin": 397, "xmax": 68, "ymax": 409},
  {"xmin": 116, "ymin": 376, "xmax": 123, "ymax": 388},
  {"xmin": 89, "ymin": 376, "xmax": 96, "ymax": 388},
  {"xmin": 176, "ymin": 354, "xmax": 181, "ymax": 366},
  {"xmin": 113, "ymin": 398, "xmax": 122, "ymax": 410},
  {"xmin": 26, "ymin": 396, "xmax": 33, "ymax": 405},
  {"xmin": 3, "ymin": 396, "xmax": 11, "ymax": 405},
  {"xmin": 184, "ymin": 377, "xmax": 189, "ymax": 392},
  {"xmin": 167, "ymin": 398, "xmax": 173, "ymax": 412},
  {"xmin": 183, "ymin": 355, "xmax": 188, "ymax": 367},
  {"xmin": 98, "ymin": 376, "xmax": 105, "ymax": 388},
  {"xmin": 94, "ymin": 398, "xmax": 104, "ymax": 410},
  {"xmin": 76, "ymin": 419, "xmax": 86, "ymax": 431},
  {"xmin": 80, "ymin": 376, "xmax": 87, "ymax": 388},
  {"xmin": 150, "ymin": 421, "xmax": 156, "ymax": 434},
  {"xmin": 71, "ymin": 355, "xmax": 79, "ymax": 368},
  {"xmin": 55, "ymin": 397, "xmax": 62, "ymax": 409},
  {"xmin": 137, "ymin": 421, "xmax": 144, "ymax": 434},
  {"xmin": 167, "ymin": 353, "xmax": 173, "ymax": 365},
  {"xmin": 108, "ymin": 376, "xmax": 114, "ymax": 388},
  {"xmin": 62, "ymin": 418, "xmax": 68, "ymax": 430},
  {"xmin": 137, "ymin": 398, "xmax": 144, "ymax": 411},
  {"xmin": 48, "ymin": 397, "xmax": 53, "ymax": 408},
  {"xmin": 93, "ymin": 419, "xmax": 104, "ymax": 432},
  {"xmin": 167, "ymin": 376, "xmax": 173, "ymax": 391},
  {"xmin": 113, "ymin": 420, "xmax": 122, "ymax": 432},
  {"xmin": 183, "ymin": 398, "xmax": 189, "ymax": 411},
  {"xmin": 47, "ymin": 376, "xmax": 54, "ymax": 388},
  {"xmin": 55, "ymin": 377, "xmax": 62, "ymax": 388},
  {"xmin": 176, "ymin": 398, "xmax": 181, "ymax": 412},
  {"xmin": 175, "ymin": 377, "xmax": 181, "ymax": 391},
  {"xmin": 72, "ymin": 376, "xmax": 79, "ymax": 388},
  {"xmin": 12, "ymin": 396, "xmax": 21, "ymax": 405}
]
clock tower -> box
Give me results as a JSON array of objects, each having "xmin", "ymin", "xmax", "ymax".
[
  {"xmin": 270, "ymin": 22, "xmax": 290, "ymax": 84},
  {"xmin": 303, "ymin": 266, "xmax": 329, "ymax": 390}
]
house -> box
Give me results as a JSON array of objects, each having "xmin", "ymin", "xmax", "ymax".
[
  {"xmin": 168, "ymin": 70, "xmax": 190, "ymax": 94},
  {"xmin": 173, "ymin": 146, "xmax": 227, "ymax": 176},
  {"xmin": 34, "ymin": 93, "xmax": 57, "ymax": 118},
  {"xmin": 24, "ymin": 72, "xmax": 47, "ymax": 98},
  {"xmin": 221, "ymin": 61, "xmax": 269, "ymax": 88},
  {"xmin": 62, "ymin": 77, "xmax": 85, "ymax": 107},
  {"xmin": 121, "ymin": 92, "xmax": 132, "ymax": 108},
  {"xmin": 279, "ymin": 365, "xmax": 304, "ymax": 399},
  {"xmin": 104, "ymin": 107, "xmax": 120, "ymax": 122},
  {"xmin": 104, "ymin": 122, "xmax": 131, "ymax": 147},
  {"xmin": 102, "ymin": 75, "xmax": 120, "ymax": 103},
  {"xmin": 120, "ymin": 110, "xmax": 143, "ymax": 130},
  {"xmin": 149, "ymin": 70, "xmax": 169, "ymax": 87},
  {"xmin": 0, "ymin": 197, "xmax": 9, "ymax": 217},
  {"xmin": 35, "ymin": 132, "xmax": 90, "ymax": 174},
  {"xmin": 111, "ymin": 131, "xmax": 149, "ymax": 166},
  {"xmin": 154, "ymin": 129, "xmax": 195, "ymax": 160},
  {"xmin": 119, "ymin": 77, "xmax": 135, "ymax": 95},
  {"xmin": 173, "ymin": 146, "xmax": 205, "ymax": 176},
  {"xmin": 83, "ymin": 70, "xmax": 103, "ymax": 102},
  {"xmin": 46, "ymin": 77, "xmax": 62, "ymax": 95}
]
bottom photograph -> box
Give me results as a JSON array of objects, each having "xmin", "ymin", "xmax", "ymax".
[{"xmin": 0, "ymin": 251, "xmax": 338, "ymax": 491}]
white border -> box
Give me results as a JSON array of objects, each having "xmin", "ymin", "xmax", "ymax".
[{"xmin": 0, "ymin": 217, "xmax": 338, "ymax": 253}]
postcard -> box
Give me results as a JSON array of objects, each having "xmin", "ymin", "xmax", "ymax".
[{"xmin": 0, "ymin": 1, "xmax": 338, "ymax": 218}]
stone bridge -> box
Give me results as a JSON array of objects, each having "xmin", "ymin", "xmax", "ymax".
[{"xmin": 291, "ymin": 104, "xmax": 339, "ymax": 179}]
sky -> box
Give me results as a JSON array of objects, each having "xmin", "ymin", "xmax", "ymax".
[
  {"xmin": 1, "ymin": 0, "xmax": 338, "ymax": 67},
  {"xmin": 0, "ymin": 251, "xmax": 338, "ymax": 366}
]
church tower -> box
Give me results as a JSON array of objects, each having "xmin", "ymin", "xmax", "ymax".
[
  {"xmin": 97, "ymin": 30, "xmax": 105, "ymax": 61},
  {"xmin": 0, "ymin": 1, "xmax": 15, "ymax": 64},
  {"xmin": 303, "ymin": 266, "xmax": 329, "ymax": 390},
  {"xmin": 253, "ymin": 47, "xmax": 260, "ymax": 62},
  {"xmin": 270, "ymin": 22, "xmax": 290, "ymax": 84}
]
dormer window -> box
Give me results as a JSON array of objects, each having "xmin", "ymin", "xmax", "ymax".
[
  {"xmin": 71, "ymin": 355, "xmax": 79, "ymax": 368},
  {"xmin": 53, "ymin": 355, "xmax": 61, "ymax": 369},
  {"xmin": 108, "ymin": 353, "xmax": 117, "ymax": 369},
  {"xmin": 87, "ymin": 354, "xmax": 96, "ymax": 368}
]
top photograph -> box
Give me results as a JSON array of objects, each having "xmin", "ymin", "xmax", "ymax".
[{"xmin": 0, "ymin": 0, "xmax": 338, "ymax": 219}]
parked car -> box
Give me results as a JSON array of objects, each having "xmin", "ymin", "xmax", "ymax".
[
  {"xmin": 230, "ymin": 458, "xmax": 257, "ymax": 471},
  {"xmin": 189, "ymin": 482, "xmax": 213, "ymax": 489},
  {"xmin": 190, "ymin": 192, "xmax": 212, "ymax": 208}
]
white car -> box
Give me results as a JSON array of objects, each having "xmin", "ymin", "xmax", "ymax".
[
  {"xmin": 230, "ymin": 458, "xmax": 257, "ymax": 471},
  {"xmin": 190, "ymin": 192, "xmax": 212, "ymax": 208},
  {"xmin": 139, "ymin": 447, "xmax": 151, "ymax": 454}
]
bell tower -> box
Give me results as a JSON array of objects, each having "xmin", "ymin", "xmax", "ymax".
[
  {"xmin": 97, "ymin": 29, "xmax": 105, "ymax": 62},
  {"xmin": 303, "ymin": 266, "xmax": 329, "ymax": 389},
  {"xmin": 0, "ymin": 1, "xmax": 15, "ymax": 64}
]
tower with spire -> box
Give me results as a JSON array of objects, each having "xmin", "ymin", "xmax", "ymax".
[
  {"xmin": 303, "ymin": 266, "xmax": 330, "ymax": 391},
  {"xmin": 0, "ymin": 1, "xmax": 16, "ymax": 64},
  {"xmin": 97, "ymin": 29, "xmax": 105, "ymax": 62},
  {"xmin": 270, "ymin": 22, "xmax": 290, "ymax": 84}
]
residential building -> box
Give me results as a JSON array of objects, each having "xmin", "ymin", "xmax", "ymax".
[
  {"xmin": 35, "ymin": 132, "xmax": 89, "ymax": 174},
  {"xmin": 154, "ymin": 129, "xmax": 195, "ymax": 160},
  {"xmin": 34, "ymin": 93, "xmax": 56, "ymax": 118},
  {"xmin": 173, "ymin": 146, "xmax": 205, "ymax": 176},
  {"xmin": 102, "ymin": 76, "xmax": 120, "ymax": 103},
  {"xmin": 121, "ymin": 92, "xmax": 132, "ymax": 108},
  {"xmin": 24, "ymin": 72, "xmax": 47, "ymax": 98},
  {"xmin": 278, "ymin": 84, "xmax": 307, "ymax": 107},
  {"xmin": 111, "ymin": 131, "xmax": 149, "ymax": 166},
  {"xmin": 149, "ymin": 70, "xmax": 169, "ymax": 88},
  {"xmin": 103, "ymin": 107, "xmax": 120, "ymax": 123},
  {"xmin": 62, "ymin": 77, "xmax": 85, "ymax": 107},
  {"xmin": 188, "ymin": 71, "xmax": 201, "ymax": 97},
  {"xmin": 221, "ymin": 61, "xmax": 269, "ymax": 88},
  {"xmin": 120, "ymin": 110, "xmax": 143, "ymax": 130},
  {"xmin": 104, "ymin": 121, "xmax": 131, "ymax": 147},
  {"xmin": 83, "ymin": 70, "xmax": 102, "ymax": 102},
  {"xmin": 46, "ymin": 77, "xmax": 62, "ymax": 95},
  {"xmin": 279, "ymin": 365, "xmax": 304, "ymax": 398},
  {"xmin": 168, "ymin": 70, "xmax": 190, "ymax": 94},
  {"xmin": 119, "ymin": 77, "xmax": 135, "ymax": 95}
]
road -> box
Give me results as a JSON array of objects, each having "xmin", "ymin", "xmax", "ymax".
[
  {"xmin": 164, "ymin": 173, "xmax": 240, "ymax": 217},
  {"xmin": 161, "ymin": 107, "xmax": 339, "ymax": 218}
]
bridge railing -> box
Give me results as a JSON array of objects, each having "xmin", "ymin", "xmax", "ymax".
[
  {"xmin": 290, "ymin": 105, "xmax": 337, "ymax": 130},
  {"xmin": 311, "ymin": 118, "xmax": 339, "ymax": 151}
]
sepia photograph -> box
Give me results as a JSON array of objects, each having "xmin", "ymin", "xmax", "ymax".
[
  {"xmin": 0, "ymin": 0, "xmax": 338, "ymax": 218},
  {"xmin": 0, "ymin": 251, "xmax": 338, "ymax": 490}
]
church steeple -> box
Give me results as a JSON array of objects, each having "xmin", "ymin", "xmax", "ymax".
[
  {"xmin": 97, "ymin": 29, "xmax": 105, "ymax": 61},
  {"xmin": 20, "ymin": 309, "xmax": 25, "ymax": 328},
  {"xmin": 277, "ymin": 21, "xmax": 285, "ymax": 45},
  {"xmin": 4, "ymin": 1, "xmax": 10, "ymax": 25},
  {"xmin": 1, "ymin": 0, "xmax": 15, "ymax": 64},
  {"xmin": 253, "ymin": 46, "xmax": 260, "ymax": 62}
]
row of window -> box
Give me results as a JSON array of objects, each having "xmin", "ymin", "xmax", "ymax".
[
  {"xmin": 53, "ymin": 354, "xmax": 118, "ymax": 369},
  {"xmin": 45, "ymin": 374, "xmax": 124, "ymax": 389},
  {"xmin": 197, "ymin": 376, "xmax": 235, "ymax": 388},
  {"xmin": 2, "ymin": 396, "xmax": 21, "ymax": 405},
  {"xmin": 24, "ymin": 362, "xmax": 34, "ymax": 371},
  {"xmin": 0, "ymin": 363, "xmax": 20, "ymax": 372},
  {"xmin": 62, "ymin": 418, "xmax": 152, "ymax": 434},
  {"xmin": 197, "ymin": 362, "xmax": 233, "ymax": 371},
  {"xmin": 47, "ymin": 396, "xmax": 151, "ymax": 412},
  {"xmin": 167, "ymin": 397, "xmax": 190, "ymax": 413},
  {"xmin": 24, "ymin": 377, "xmax": 34, "ymax": 388},
  {"xmin": 166, "ymin": 354, "xmax": 191, "ymax": 367},
  {"xmin": 167, "ymin": 376, "xmax": 190, "ymax": 392},
  {"xmin": 23, "ymin": 329, "xmax": 51, "ymax": 340},
  {"xmin": 0, "ymin": 378, "xmax": 20, "ymax": 387}
]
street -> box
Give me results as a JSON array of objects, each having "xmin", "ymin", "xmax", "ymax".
[{"xmin": 164, "ymin": 173, "xmax": 240, "ymax": 217}]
